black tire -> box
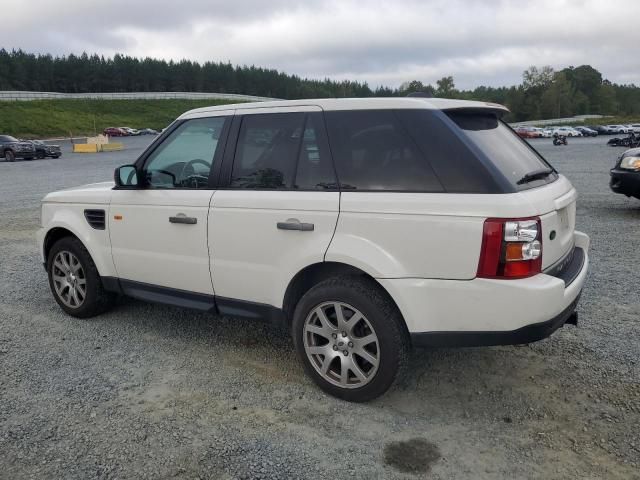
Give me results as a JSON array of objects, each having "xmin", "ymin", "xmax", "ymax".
[
  {"xmin": 53, "ymin": 155, "xmax": 60, "ymax": 159},
  {"xmin": 37, "ymin": 152, "xmax": 45, "ymax": 159},
  {"xmin": 4, "ymin": 150, "xmax": 15, "ymax": 162},
  {"xmin": 47, "ymin": 236, "xmax": 116, "ymax": 318},
  {"xmin": 25, "ymin": 157, "xmax": 33, "ymax": 161},
  {"xmin": 292, "ymin": 275, "xmax": 409, "ymax": 402}
]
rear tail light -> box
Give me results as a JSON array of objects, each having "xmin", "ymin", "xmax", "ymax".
[{"xmin": 477, "ymin": 217, "xmax": 542, "ymax": 279}]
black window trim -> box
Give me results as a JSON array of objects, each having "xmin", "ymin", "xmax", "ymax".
[
  {"xmin": 216, "ymin": 110, "xmax": 340, "ymax": 192},
  {"xmin": 125, "ymin": 114, "xmax": 233, "ymax": 191}
]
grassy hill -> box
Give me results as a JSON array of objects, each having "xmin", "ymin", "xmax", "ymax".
[{"xmin": 0, "ymin": 99, "xmax": 241, "ymax": 138}]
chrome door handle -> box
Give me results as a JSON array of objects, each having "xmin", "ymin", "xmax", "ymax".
[
  {"xmin": 277, "ymin": 218, "xmax": 314, "ymax": 231},
  {"xmin": 169, "ymin": 214, "xmax": 197, "ymax": 225}
]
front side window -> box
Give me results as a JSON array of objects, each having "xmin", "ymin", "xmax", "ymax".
[
  {"xmin": 143, "ymin": 116, "xmax": 228, "ymax": 189},
  {"xmin": 324, "ymin": 110, "xmax": 444, "ymax": 192}
]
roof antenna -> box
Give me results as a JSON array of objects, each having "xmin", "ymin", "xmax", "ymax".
[{"xmin": 406, "ymin": 91, "xmax": 433, "ymax": 98}]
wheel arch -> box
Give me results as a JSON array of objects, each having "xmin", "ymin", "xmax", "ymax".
[
  {"xmin": 43, "ymin": 227, "xmax": 81, "ymax": 264},
  {"xmin": 282, "ymin": 261, "xmax": 408, "ymax": 333}
]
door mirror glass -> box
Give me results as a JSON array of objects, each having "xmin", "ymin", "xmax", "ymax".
[{"xmin": 115, "ymin": 165, "xmax": 138, "ymax": 187}]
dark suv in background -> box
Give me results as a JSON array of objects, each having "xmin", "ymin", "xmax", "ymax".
[{"xmin": 0, "ymin": 135, "xmax": 36, "ymax": 161}]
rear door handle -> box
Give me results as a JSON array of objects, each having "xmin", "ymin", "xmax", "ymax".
[
  {"xmin": 169, "ymin": 213, "xmax": 197, "ymax": 225},
  {"xmin": 277, "ymin": 218, "xmax": 314, "ymax": 231}
]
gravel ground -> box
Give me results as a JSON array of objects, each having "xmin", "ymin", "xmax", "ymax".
[{"xmin": 0, "ymin": 136, "xmax": 638, "ymax": 479}]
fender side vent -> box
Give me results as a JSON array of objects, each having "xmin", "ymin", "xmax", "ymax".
[{"xmin": 84, "ymin": 209, "xmax": 106, "ymax": 230}]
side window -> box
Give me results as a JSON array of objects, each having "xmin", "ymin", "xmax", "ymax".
[
  {"xmin": 144, "ymin": 116, "xmax": 228, "ymax": 189},
  {"xmin": 230, "ymin": 113, "xmax": 305, "ymax": 189},
  {"xmin": 293, "ymin": 113, "xmax": 337, "ymax": 190},
  {"xmin": 324, "ymin": 110, "xmax": 444, "ymax": 192}
]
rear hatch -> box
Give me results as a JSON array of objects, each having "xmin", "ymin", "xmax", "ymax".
[{"xmin": 447, "ymin": 111, "xmax": 576, "ymax": 269}]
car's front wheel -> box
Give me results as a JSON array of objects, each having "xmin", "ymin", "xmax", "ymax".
[
  {"xmin": 47, "ymin": 237, "xmax": 116, "ymax": 318},
  {"xmin": 292, "ymin": 276, "xmax": 408, "ymax": 402},
  {"xmin": 4, "ymin": 150, "xmax": 15, "ymax": 162}
]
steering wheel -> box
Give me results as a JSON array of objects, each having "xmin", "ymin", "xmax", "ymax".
[{"xmin": 179, "ymin": 159, "xmax": 211, "ymax": 188}]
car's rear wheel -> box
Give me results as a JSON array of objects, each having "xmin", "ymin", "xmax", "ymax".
[
  {"xmin": 292, "ymin": 276, "xmax": 408, "ymax": 402},
  {"xmin": 4, "ymin": 150, "xmax": 15, "ymax": 162},
  {"xmin": 47, "ymin": 237, "xmax": 116, "ymax": 318}
]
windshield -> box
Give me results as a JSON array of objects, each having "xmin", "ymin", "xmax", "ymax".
[
  {"xmin": 446, "ymin": 112, "xmax": 557, "ymax": 190},
  {"xmin": 0, "ymin": 135, "xmax": 19, "ymax": 142}
]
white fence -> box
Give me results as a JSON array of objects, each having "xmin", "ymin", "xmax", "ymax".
[
  {"xmin": 511, "ymin": 114, "xmax": 608, "ymax": 127},
  {"xmin": 0, "ymin": 91, "xmax": 275, "ymax": 102}
]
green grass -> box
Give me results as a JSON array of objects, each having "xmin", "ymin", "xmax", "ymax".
[{"xmin": 0, "ymin": 99, "xmax": 242, "ymax": 139}]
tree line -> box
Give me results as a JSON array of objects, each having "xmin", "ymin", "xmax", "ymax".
[{"xmin": 0, "ymin": 49, "xmax": 638, "ymax": 121}]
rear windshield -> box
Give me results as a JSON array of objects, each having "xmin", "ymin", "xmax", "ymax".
[{"xmin": 446, "ymin": 112, "xmax": 557, "ymax": 190}]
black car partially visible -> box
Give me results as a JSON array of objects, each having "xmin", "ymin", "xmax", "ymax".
[
  {"xmin": 23, "ymin": 140, "xmax": 62, "ymax": 159},
  {"xmin": 610, "ymin": 147, "xmax": 640, "ymax": 199},
  {"xmin": 0, "ymin": 135, "xmax": 36, "ymax": 161}
]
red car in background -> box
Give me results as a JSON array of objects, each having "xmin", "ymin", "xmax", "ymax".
[
  {"xmin": 514, "ymin": 126, "xmax": 540, "ymax": 139},
  {"xmin": 103, "ymin": 127, "xmax": 127, "ymax": 137}
]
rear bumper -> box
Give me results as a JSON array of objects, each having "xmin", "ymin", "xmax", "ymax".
[
  {"xmin": 610, "ymin": 168, "xmax": 640, "ymax": 199},
  {"xmin": 379, "ymin": 231, "xmax": 589, "ymax": 347}
]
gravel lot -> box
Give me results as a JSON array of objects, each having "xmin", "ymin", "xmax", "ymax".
[{"xmin": 1, "ymin": 136, "xmax": 639, "ymax": 479}]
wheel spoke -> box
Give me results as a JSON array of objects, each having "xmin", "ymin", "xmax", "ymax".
[
  {"xmin": 320, "ymin": 355, "xmax": 333, "ymax": 374},
  {"xmin": 70, "ymin": 288, "xmax": 80, "ymax": 306},
  {"xmin": 71, "ymin": 256, "xmax": 82, "ymax": 273},
  {"xmin": 353, "ymin": 347, "xmax": 378, "ymax": 367},
  {"xmin": 334, "ymin": 303, "xmax": 346, "ymax": 330},
  {"xmin": 353, "ymin": 333, "xmax": 376, "ymax": 349},
  {"xmin": 314, "ymin": 307, "xmax": 334, "ymax": 331},
  {"xmin": 306, "ymin": 324, "xmax": 333, "ymax": 340},
  {"xmin": 52, "ymin": 273, "xmax": 66, "ymax": 284},
  {"xmin": 343, "ymin": 312, "xmax": 363, "ymax": 333},
  {"xmin": 307, "ymin": 345, "xmax": 331, "ymax": 356},
  {"xmin": 339, "ymin": 356, "xmax": 353, "ymax": 385},
  {"xmin": 53, "ymin": 258, "xmax": 66, "ymax": 273},
  {"xmin": 349, "ymin": 361, "xmax": 368, "ymax": 382}
]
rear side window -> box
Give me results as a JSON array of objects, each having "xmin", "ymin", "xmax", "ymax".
[
  {"xmin": 324, "ymin": 110, "xmax": 444, "ymax": 192},
  {"xmin": 231, "ymin": 113, "xmax": 304, "ymax": 189},
  {"xmin": 446, "ymin": 112, "xmax": 557, "ymax": 190}
]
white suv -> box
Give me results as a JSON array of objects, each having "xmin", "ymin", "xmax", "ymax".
[{"xmin": 37, "ymin": 98, "xmax": 590, "ymax": 401}]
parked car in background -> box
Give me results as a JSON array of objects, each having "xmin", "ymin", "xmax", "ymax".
[
  {"xmin": 120, "ymin": 127, "xmax": 140, "ymax": 136},
  {"xmin": 588, "ymin": 125, "xmax": 611, "ymax": 135},
  {"xmin": 542, "ymin": 128, "xmax": 554, "ymax": 138},
  {"xmin": 553, "ymin": 127, "xmax": 582, "ymax": 137},
  {"xmin": 531, "ymin": 127, "xmax": 547, "ymax": 137},
  {"xmin": 610, "ymin": 147, "xmax": 640, "ymax": 199},
  {"xmin": 608, "ymin": 125, "xmax": 632, "ymax": 134},
  {"xmin": 628, "ymin": 124, "xmax": 640, "ymax": 134},
  {"xmin": 23, "ymin": 140, "xmax": 62, "ymax": 159},
  {"xmin": 138, "ymin": 128, "xmax": 159, "ymax": 135},
  {"xmin": 0, "ymin": 135, "xmax": 36, "ymax": 161},
  {"xmin": 574, "ymin": 126, "xmax": 598, "ymax": 137},
  {"xmin": 514, "ymin": 126, "xmax": 539, "ymax": 138},
  {"xmin": 103, "ymin": 127, "xmax": 127, "ymax": 137},
  {"xmin": 37, "ymin": 97, "xmax": 590, "ymax": 401}
]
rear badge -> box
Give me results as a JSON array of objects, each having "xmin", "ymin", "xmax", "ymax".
[{"xmin": 549, "ymin": 230, "xmax": 556, "ymax": 240}]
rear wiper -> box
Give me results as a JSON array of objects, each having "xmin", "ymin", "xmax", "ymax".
[{"xmin": 516, "ymin": 168, "xmax": 554, "ymax": 185}]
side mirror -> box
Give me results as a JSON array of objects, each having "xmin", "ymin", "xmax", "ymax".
[{"xmin": 114, "ymin": 165, "xmax": 139, "ymax": 188}]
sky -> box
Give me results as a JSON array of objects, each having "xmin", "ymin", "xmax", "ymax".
[{"xmin": 1, "ymin": 0, "xmax": 639, "ymax": 90}]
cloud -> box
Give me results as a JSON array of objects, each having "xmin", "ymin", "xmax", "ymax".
[{"xmin": 1, "ymin": 0, "xmax": 638, "ymax": 89}]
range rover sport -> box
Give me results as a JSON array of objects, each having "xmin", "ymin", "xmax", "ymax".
[{"xmin": 38, "ymin": 98, "xmax": 589, "ymax": 401}]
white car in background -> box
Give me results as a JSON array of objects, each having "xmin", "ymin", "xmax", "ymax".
[
  {"xmin": 627, "ymin": 124, "xmax": 640, "ymax": 134},
  {"xmin": 553, "ymin": 127, "xmax": 582, "ymax": 137},
  {"xmin": 608, "ymin": 125, "xmax": 632, "ymax": 134},
  {"xmin": 37, "ymin": 97, "xmax": 590, "ymax": 402}
]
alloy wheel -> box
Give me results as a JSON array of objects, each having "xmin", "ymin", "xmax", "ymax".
[
  {"xmin": 51, "ymin": 250, "xmax": 87, "ymax": 308},
  {"xmin": 303, "ymin": 301, "xmax": 380, "ymax": 389}
]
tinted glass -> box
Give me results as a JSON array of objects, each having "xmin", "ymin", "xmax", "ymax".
[
  {"xmin": 293, "ymin": 113, "xmax": 337, "ymax": 190},
  {"xmin": 398, "ymin": 109, "xmax": 500, "ymax": 193},
  {"xmin": 231, "ymin": 113, "xmax": 305, "ymax": 189},
  {"xmin": 325, "ymin": 110, "xmax": 443, "ymax": 192},
  {"xmin": 446, "ymin": 112, "xmax": 556, "ymax": 190},
  {"xmin": 0, "ymin": 135, "xmax": 18, "ymax": 142},
  {"xmin": 144, "ymin": 116, "xmax": 227, "ymax": 189}
]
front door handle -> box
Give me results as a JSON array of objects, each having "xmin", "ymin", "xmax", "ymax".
[
  {"xmin": 169, "ymin": 213, "xmax": 197, "ymax": 225},
  {"xmin": 277, "ymin": 218, "xmax": 314, "ymax": 231}
]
